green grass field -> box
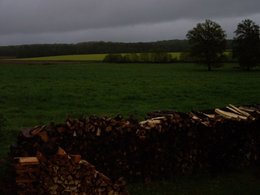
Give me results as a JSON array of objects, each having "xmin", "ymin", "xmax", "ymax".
[
  {"xmin": 0, "ymin": 62, "xmax": 259, "ymax": 193},
  {"xmin": 22, "ymin": 53, "xmax": 107, "ymax": 61},
  {"xmin": 0, "ymin": 62, "xmax": 259, "ymax": 148},
  {"xmin": 128, "ymin": 170, "xmax": 260, "ymax": 195},
  {"xmin": 18, "ymin": 51, "xmax": 232, "ymax": 62},
  {"xmin": 20, "ymin": 52, "xmax": 183, "ymax": 61}
]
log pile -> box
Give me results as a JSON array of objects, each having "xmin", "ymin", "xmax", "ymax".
[
  {"xmin": 12, "ymin": 131, "xmax": 128, "ymax": 194},
  {"xmin": 10, "ymin": 104, "xmax": 260, "ymax": 192},
  {"xmin": 14, "ymin": 157, "xmax": 40, "ymax": 194},
  {"xmin": 38, "ymin": 153, "xmax": 127, "ymax": 195}
]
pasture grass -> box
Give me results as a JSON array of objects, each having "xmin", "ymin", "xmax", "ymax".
[
  {"xmin": 0, "ymin": 62, "xmax": 259, "ymax": 151},
  {"xmin": 20, "ymin": 52, "xmax": 183, "ymax": 61},
  {"xmin": 0, "ymin": 62, "xmax": 259, "ymax": 157},
  {"xmin": 0, "ymin": 62, "xmax": 260, "ymax": 143},
  {"xmin": 128, "ymin": 169, "xmax": 260, "ymax": 195},
  {"xmin": 21, "ymin": 54, "xmax": 107, "ymax": 61}
]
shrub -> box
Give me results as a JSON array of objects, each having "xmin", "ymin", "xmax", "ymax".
[{"xmin": 103, "ymin": 54, "xmax": 124, "ymax": 63}]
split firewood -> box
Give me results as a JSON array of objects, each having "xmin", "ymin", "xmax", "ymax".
[
  {"xmin": 30, "ymin": 125, "xmax": 46, "ymax": 136},
  {"xmin": 215, "ymin": 108, "xmax": 248, "ymax": 120},
  {"xmin": 239, "ymin": 106, "xmax": 260, "ymax": 115},
  {"xmin": 139, "ymin": 117, "xmax": 166, "ymax": 125},
  {"xmin": 189, "ymin": 112, "xmax": 201, "ymax": 121},
  {"xmin": 202, "ymin": 113, "xmax": 215, "ymax": 119},
  {"xmin": 17, "ymin": 157, "xmax": 39, "ymax": 165},
  {"xmin": 37, "ymin": 131, "xmax": 49, "ymax": 142},
  {"xmin": 201, "ymin": 121, "xmax": 210, "ymax": 127},
  {"xmin": 229, "ymin": 104, "xmax": 251, "ymax": 117},
  {"xmin": 226, "ymin": 106, "xmax": 243, "ymax": 115},
  {"xmin": 14, "ymin": 157, "xmax": 40, "ymax": 194},
  {"xmin": 238, "ymin": 106, "xmax": 256, "ymax": 113}
]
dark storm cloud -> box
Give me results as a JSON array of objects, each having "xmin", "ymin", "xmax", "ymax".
[{"xmin": 0, "ymin": 0, "xmax": 259, "ymax": 45}]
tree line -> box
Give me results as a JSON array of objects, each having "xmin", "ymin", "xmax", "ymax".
[
  {"xmin": 0, "ymin": 40, "xmax": 233, "ymax": 59},
  {"xmin": 0, "ymin": 40, "xmax": 192, "ymax": 58}
]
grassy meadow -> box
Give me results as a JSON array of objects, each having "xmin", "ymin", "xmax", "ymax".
[
  {"xmin": 128, "ymin": 170, "xmax": 260, "ymax": 195},
  {"xmin": 19, "ymin": 52, "xmax": 232, "ymax": 62},
  {"xmin": 21, "ymin": 53, "xmax": 107, "ymax": 61},
  {"xmin": 20, "ymin": 52, "xmax": 183, "ymax": 61},
  {"xmin": 1, "ymin": 62, "xmax": 260, "ymax": 154},
  {"xmin": 0, "ymin": 61, "xmax": 260, "ymax": 193}
]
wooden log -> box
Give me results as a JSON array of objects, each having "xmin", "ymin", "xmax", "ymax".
[
  {"xmin": 215, "ymin": 108, "xmax": 248, "ymax": 120},
  {"xmin": 139, "ymin": 117, "xmax": 165, "ymax": 130},
  {"xmin": 70, "ymin": 154, "xmax": 81, "ymax": 163},
  {"xmin": 202, "ymin": 113, "xmax": 215, "ymax": 119},
  {"xmin": 139, "ymin": 117, "xmax": 166, "ymax": 125},
  {"xmin": 226, "ymin": 106, "xmax": 243, "ymax": 115},
  {"xmin": 239, "ymin": 106, "xmax": 260, "ymax": 115},
  {"xmin": 189, "ymin": 112, "xmax": 201, "ymax": 121},
  {"xmin": 14, "ymin": 157, "xmax": 39, "ymax": 165},
  {"xmin": 16, "ymin": 178, "xmax": 36, "ymax": 183},
  {"xmin": 30, "ymin": 125, "xmax": 46, "ymax": 136},
  {"xmin": 37, "ymin": 130, "xmax": 49, "ymax": 142},
  {"xmin": 229, "ymin": 104, "xmax": 251, "ymax": 117},
  {"xmin": 238, "ymin": 106, "xmax": 256, "ymax": 113}
]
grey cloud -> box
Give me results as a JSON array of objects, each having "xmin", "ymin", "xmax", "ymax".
[
  {"xmin": 0, "ymin": 0, "xmax": 259, "ymax": 45},
  {"xmin": 0, "ymin": 19, "xmax": 192, "ymax": 45}
]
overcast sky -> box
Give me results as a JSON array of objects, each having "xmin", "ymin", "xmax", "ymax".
[{"xmin": 0, "ymin": 0, "xmax": 259, "ymax": 46}]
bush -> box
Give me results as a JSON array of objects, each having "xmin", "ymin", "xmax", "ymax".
[
  {"xmin": 150, "ymin": 52, "xmax": 173, "ymax": 63},
  {"xmin": 123, "ymin": 53, "xmax": 139, "ymax": 63},
  {"xmin": 104, "ymin": 52, "xmax": 174, "ymax": 63},
  {"xmin": 103, "ymin": 54, "xmax": 124, "ymax": 63}
]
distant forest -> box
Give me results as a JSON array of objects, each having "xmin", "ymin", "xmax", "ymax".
[{"xmin": 0, "ymin": 40, "xmax": 233, "ymax": 58}]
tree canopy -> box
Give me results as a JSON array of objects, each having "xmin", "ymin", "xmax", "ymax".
[
  {"xmin": 233, "ymin": 19, "xmax": 260, "ymax": 70},
  {"xmin": 186, "ymin": 19, "xmax": 226, "ymax": 71}
]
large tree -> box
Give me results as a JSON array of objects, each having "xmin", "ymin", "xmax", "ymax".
[
  {"xmin": 233, "ymin": 19, "xmax": 260, "ymax": 70},
  {"xmin": 186, "ymin": 19, "xmax": 226, "ymax": 71}
]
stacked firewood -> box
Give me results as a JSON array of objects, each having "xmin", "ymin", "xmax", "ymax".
[
  {"xmin": 12, "ymin": 127, "xmax": 128, "ymax": 194},
  {"xmin": 11, "ymin": 104, "xmax": 260, "ymax": 186},
  {"xmin": 14, "ymin": 157, "xmax": 40, "ymax": 194},
  {"xmin": 38, "ymin": 153, "xmax": 127, "ymax": 194}
]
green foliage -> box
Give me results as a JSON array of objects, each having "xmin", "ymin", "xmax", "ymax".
[
  {"xmin": 222, "ymin": 51, "xmax": 234, "ymax": 62},
  {"xmin": 103, "ymin": 52, "xmax": 174, "ymax": 63},
  {"xmin": 0, "ymin": 40, "xmax": 192, "ymax": 58},
  {"xmin": 139, "ymin": 53, "xmax": 151, "ymax": 62},
  {"xmin": 150, "ymin": 52, "xmax": 173, "ymax": 63},
  {"xmin": 179, "ymin": 52, "xmax": 195, "ymax": 62},
  {"xmin": 186, "ymin": 19, "xmax": 227, "ymax": 71},
  {"xmin": 103, "ymin": 53, "xmax": 124, "ymax": 63},
  {"xmin": 233, "ymin": 19, "xmax": 260, "ymax": 70},
  {"xmin": 128, "ymin": 170, "xmax": 260, "ymax": 194},
  {"xmin": 123, "ymin": 53, "xmax": 140, "ymax": 63}
]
